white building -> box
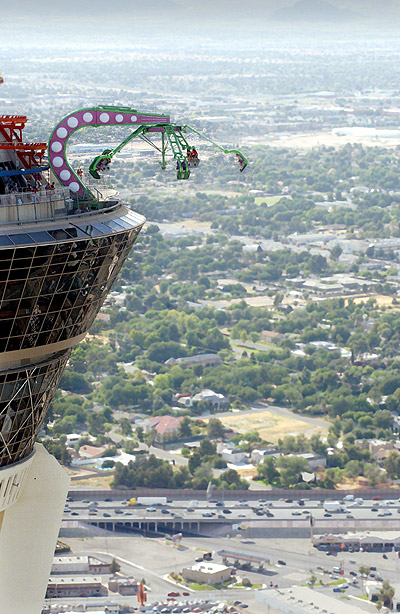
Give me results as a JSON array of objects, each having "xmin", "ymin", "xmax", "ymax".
[
  {"xmin": 220, "ymin": 447, "xmax": 248, "ymax": 465},
  {"xmin": 251, "ymin": 448, "xmax": 280, "ymax": 465},
  {"xmin": 256, "ymin": 587, "xmax": 372, "ymax": 614},
  {"xmin": 182, "ymin": 562, "xmax": 232, "ymax": 585},
  {"xmin": 192, "ymin": 389, "xmax": 228, "ymax": 410}
]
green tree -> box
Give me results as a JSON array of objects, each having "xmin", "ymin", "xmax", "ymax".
[
  {"xmin": 199, "ymin": 439, "xmax": 216, "ymax": 456},
  {"xmin": 206, "ymin": 418, "xmax": 225, "ymax": 439},
  {"xmin": 178, "ymin": 417, "xmax": 192, "ymax": 439},
  {"xmin": 364, "ymin": 463, "xmax": 385, "ymax": 487},
  {"xmin": 257, "ymin": 457, "xmax": 280, "ymax": 485},
  {"xmin": 188, "ymin": 452, "xmax": 202, "ymax": 475},
  {"xmin": 119, "ymin": 418, "xmax": 133, "ymax": 436},
  {"xmin": 109, "ymin": 558, "xmax": 121, "ymax": 574},
  {"xmin": 276, "ymin": 456, "xmax": 308, "ymax": 487},
  {"xmin": 384, "ymin": 451, "xmax": 400, "ymax": 479},
  {"xmin": 378, "ymin": 580, "xmax": 395, "ymax": 609}
]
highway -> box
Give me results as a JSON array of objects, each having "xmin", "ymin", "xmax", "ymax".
[{"xmin": 62, "ymin": 495, "xmax": 400, "ymax": 534}]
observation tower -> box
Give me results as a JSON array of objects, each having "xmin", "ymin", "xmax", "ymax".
[
  {"xmin": 0, "ymin": 85, "xmax": 148, "ymax": 614},
  {"xmin": 0, "ymin": 74, "xmax": 247, "ymax": 614}
]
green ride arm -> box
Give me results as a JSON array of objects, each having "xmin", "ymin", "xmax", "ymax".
[
  {"xmin": 184, "ymin": 125, "xmax": 248, "ymax": 165},
  {"xmin": 89, "ymin": 126, "xmax": 146, "ymax": 179}
]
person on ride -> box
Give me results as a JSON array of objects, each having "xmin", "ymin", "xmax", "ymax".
[
  {"xmin": 236, "ymin": 153, "xmax": 247, "ymax": 172},
  {"xmin": 192, "ymin": 147, "xmax": 198, "ymax": 159}
]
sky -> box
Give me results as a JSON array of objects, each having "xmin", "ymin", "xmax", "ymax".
[
  {"xmin": 1, "ymin": 0, "xmax": 400, "ymax": 21},
  {"xmin": 0, "ymin": 0, "xmax": 399, "ymax": 48}
]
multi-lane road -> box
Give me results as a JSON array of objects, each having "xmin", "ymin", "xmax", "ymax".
[{"xmin": 63, "ymin": 495, "xmax": 400, "ymax": 534}]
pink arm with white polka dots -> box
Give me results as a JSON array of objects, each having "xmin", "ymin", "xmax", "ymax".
[{"xmin": 48, "ymin": 107, "xmax": 170, "ymax": 200}]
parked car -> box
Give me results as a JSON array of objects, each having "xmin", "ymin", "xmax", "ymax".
[{"xmin": 277, "ymin": 560, "xmax": 286, "ymax": 565}]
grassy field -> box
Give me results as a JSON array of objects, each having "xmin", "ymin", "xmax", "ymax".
[
  {"xmin": 217, "ymin": 410, "xmax": 328, "ymax": 443},
  {"xmin": 255, "ymin": 196, "xmax": 283, "ymax": 206},
  {"xmin": 68, "ymin": 473, "xmax": 114, "ymax": 488}
]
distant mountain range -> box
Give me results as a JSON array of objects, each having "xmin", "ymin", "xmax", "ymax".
[{"xmin": 273, "ymin": 0, "xmax": 359, "ymax": 22}]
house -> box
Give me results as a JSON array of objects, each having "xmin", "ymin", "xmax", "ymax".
[
  {"xmin": 165, "ymin": 353, "xmax": 223, "ymax": 369},
  {"xmin": 292, "ymin": 452, "xmax": 326, "ymax": 470},
  {"xmin": 368, "ymin": 439, "xmax": 395, "ymax": 462},
  {"xmin": 78, "ymin": 445, "xmax": 108, "ymax": 460},
  {"xmin": 192, "ymin": 389, "xmax": 228, "ymax": 410},
  {"xmin": 182, "ymin": 562, "xmax": 232, "ymax": 586},
  {"xmin": 251, "ymin": 448, "xmax": 280, "ymax": 465},
  {"xmin": 220, "ymin": 447, "xmax": 248, "ymax": 465},
  {"xmin": 175, "ymin": 393, "xmax": 192, "ymax": 407},
  {"xmin": 259, "ymin": 331, "xmax": 283, "ymax": 344},
  {"xmin": 143, "ymin": 415, "xmax": 184, "ymax": 443}
]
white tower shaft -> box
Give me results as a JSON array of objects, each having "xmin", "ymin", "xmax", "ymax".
[{"xmin": 0, "ymin": 444, "xmax": 70, "ymax": 614}]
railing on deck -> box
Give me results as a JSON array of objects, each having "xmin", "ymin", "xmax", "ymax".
[{"xmin": 0, "ymin": 184, "xmax": 120, "ymax": 225}]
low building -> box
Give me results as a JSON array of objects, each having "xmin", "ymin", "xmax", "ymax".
[
  {"xmin": 143, "ymin": 415, "xmax": 184, "ymax": 443},
  {"xmin": 368, "ymin": 439, "xmax": 394, "ymax": 460},
  {"xmin": 295, "ymin": 452, "xmax": 327, "ymax": 470},
  {"xmin": 78, "ymin": 445, "xmax": 108, "ymax": 460},
  {"xmin": 52, "ymin": 555, "xmax": 111, "ymax": 574},
  {"xmin": 251, "ymin": 448, "xmax": 280, "ymax": 465},
  {"xmin": 313, "ymin": 531, "xmax": 400, "ymax": 551},
  {"xmin": 259, "ymin": 330, "xmax": 283, "ymax": 344},
  {"xmin": 192, "ymin": 389, "xmax": 228, "ymax": 410},
  {"xmin": 182, "ymin": 562, "xmax": 231, "ymax": 586},
  {"xmin": 108, "ymin": 576, "xmax": 139, "ymax": 595},
  {"xmin": 220, "ymin": 447, "xmax": 248, "ymax": 465},
  {"xmin": 165, "ymin": 354, "xmax": 223, "ymax": 369},
  {"xmin": 256, "ymin": 587, "xmax": 370, "ymax": 614},
  {"xmin": 46, "ymin": 576, "xmax": 103, "ymax": 598}
]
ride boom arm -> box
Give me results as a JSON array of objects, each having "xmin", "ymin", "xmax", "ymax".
[
  {"xmin": 184, "ymin": 124, "xmax": 248, "ymax": 165},
  {"xmin": 48, "ymin": 106, "xmax": 170, "ymax": 200}
]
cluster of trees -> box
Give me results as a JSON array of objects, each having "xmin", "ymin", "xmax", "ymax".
[{"xmin": 112, "ymin": 454, "xmax": 248, "ymax": 491}]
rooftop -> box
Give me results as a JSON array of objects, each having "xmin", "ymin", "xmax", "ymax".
[
  {"xmin": 189, "ymin": 562, "xmax": 230, "ymax": 574},
  {"xmin": 257, "ymin": 587, "xmax": 370, "ymax": 614},
  {"xmin": 148, "ymin": 415, "xmax": 184, "ymax": 435},
  {"xmin": 48, "ymin": 576, "xmax": 102, "ymax": 585}
]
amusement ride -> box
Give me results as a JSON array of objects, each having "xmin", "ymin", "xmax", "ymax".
[{"xmin": 48, "ymin": 105, "xmax": 247, "ymax": 205}]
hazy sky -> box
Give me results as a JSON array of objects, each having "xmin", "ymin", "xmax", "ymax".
[
  {"xmin": 0, "ymin": 0, "xmax": 399, "ymax": 21},
  {"xmin": 0, "ymin": 0, "xmax": 399, "ymax": 48}
]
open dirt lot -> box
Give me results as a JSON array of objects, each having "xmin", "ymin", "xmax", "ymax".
[{"xmin": 217, "ymin": 409, "xmax": 328, "ymax": 443}]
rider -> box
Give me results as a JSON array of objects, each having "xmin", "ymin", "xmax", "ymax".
[{"xmin": 236, "ymin": 153, "xmax": 247, "ymax": 172}]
